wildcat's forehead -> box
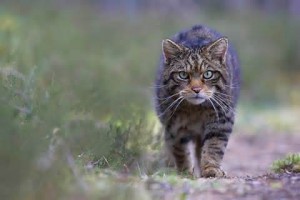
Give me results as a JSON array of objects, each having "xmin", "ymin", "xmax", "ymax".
[{"xmin": 176, "ymin": 50, "xmax": 213, "ymax": 72}]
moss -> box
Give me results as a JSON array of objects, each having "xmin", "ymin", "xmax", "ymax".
[{"xmin": 272, "ymin": 153, "xmax": 300, "ymax": 173}]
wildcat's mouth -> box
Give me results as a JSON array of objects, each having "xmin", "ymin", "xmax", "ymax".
[{"xmin": 186, "ymin": 95, "xmax": 206, "ymax": 105}]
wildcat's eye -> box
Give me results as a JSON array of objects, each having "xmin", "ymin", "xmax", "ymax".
[
  {"xmin": 203, "ymin": 70, "xmax": 214, "ymax": 79},
  {"xmin": 178, "ymin": 71, "xmax": 189, "ymax": 80}
]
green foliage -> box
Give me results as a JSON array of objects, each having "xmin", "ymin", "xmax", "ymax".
[
  {"xmin": 69, "ymin": 113, "xmax": 154, "ymax": 169},
  {"xmin": 272, "ymin": 153, "xmax": 300, "ymax": 173}
]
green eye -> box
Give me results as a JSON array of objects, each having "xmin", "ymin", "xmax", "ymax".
[
  {"xmin": 203, "ymin": 70, "xmax": 214, "ymax": 79},
  {"xmin": 178, "ymin": 71, "xmax": 189, "ymax": 80}
]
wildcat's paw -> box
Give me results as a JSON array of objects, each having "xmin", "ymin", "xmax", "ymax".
[{"xmin": 201, "ymin": 167, "xmax": 225, "ymax": 178}]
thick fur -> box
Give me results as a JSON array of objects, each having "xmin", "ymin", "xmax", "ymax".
[{"xmin": 155, "ymin": 25, "xmax": 240, "ymax": 177}]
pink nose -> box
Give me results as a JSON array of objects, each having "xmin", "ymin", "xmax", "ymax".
[{"xmin": 192, "ymin": 87, "xmax": 201, "ymax": 93}]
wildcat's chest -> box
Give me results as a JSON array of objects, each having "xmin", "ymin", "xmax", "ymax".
[{"xmin": 168, "ymin": 109, "xmax": 207, "ymax": 136}]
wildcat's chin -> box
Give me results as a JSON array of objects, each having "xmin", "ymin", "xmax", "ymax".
[{"xmin": 186, "ymin": 97, "xmax": 206, "ymax": 105}]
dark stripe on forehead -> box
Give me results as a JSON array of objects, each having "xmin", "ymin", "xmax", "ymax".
[
  {"xmin": 185, "ymin": 58, "xmax": 193, "ymax": 72},
  {"xmin": 188, "ymin": 53, "xmax": 203, "ymax": 72},
  {"xmin": 193, "ymin": 55, "xmax": 199, "ymax": 71},
  {"xmin": 199, "ymin": 57, "xmax": 205, "ymax": 71}
]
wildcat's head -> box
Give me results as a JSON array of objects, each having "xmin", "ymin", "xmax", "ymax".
[{"xmin": 162, "ymin": 37, "xmax": 229, "ymax": 105}]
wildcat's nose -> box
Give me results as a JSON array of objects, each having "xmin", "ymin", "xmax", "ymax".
[{"xmin": 192, "ymin": 87, "xmax": 201, "ymax": 94}]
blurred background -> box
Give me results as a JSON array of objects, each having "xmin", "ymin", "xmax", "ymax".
[{"xmin": 0, "ymin": 0, "xmax": 300, "ymax": 199}]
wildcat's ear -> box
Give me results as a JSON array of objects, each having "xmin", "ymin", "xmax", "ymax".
[
  {"xmin": 162, "ymin": 39, "xmax": 184, "ymax": 63},
  {"xmin": 205, "ymin": 37, "xmax": 228, "ymax": 65}
]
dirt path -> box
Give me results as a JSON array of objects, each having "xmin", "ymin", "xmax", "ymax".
[
  {"xmin": 223, "ymin": 132, "xmax": 300, "ymax": 176},
  {"xmin": 146, "ymin": 132, "xmax": 300, "ymax": 200}
]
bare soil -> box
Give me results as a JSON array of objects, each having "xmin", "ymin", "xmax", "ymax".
[
  {"xmin": 224, "ymin": 132, "xmax": 300, "ymax": 177},
  {"xmin": 146, "ymin": 132, "xmax": 300, "ymax": 200}
]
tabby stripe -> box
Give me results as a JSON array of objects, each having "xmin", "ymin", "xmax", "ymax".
[
  {"xmin": 209, "ymin": 112, "xmax": 221, "ymax": 118},
  {"xmin": 214, "ymin": 150, "xmax": 225, "ymax": 156},
  {"xmin": 208, "ymin": 146, "xmax": 222, "ymax": 150},
  {"xmin": 207, "ymin": 116, "xmax": 232, "ymax": 124},
  {"xmin": 203, "ymin": 132, "xmax": 229, "ymax": 143},
  {"xmin": 199, "ymin": 60, "xmax": 205, "ymax": 71},
  {"xmin": 173, "ymin": 145, "xmax": 184, "ymax": 152},
  {"xmin": 179, "ymin": 135, "xmax": 193, "ymax": 144},
  {"xmin": 170, "ymin": 76, "xmax": 180, "ymax": 84},
  {"xmin": 163, "ymin": 77, "xmax": 172, "ymax": 85},
  {"xmin": 212, "ymin": 76, "xmax": 221, "ymax": 84},
  {"xmin": 173, "ymin": 151, "xmax": 186, "ymax": 157},
  {"xmin": 175, "ymin": 159, "xmax": 186, "ymax": 165},
  {"xmin": 208, "ymin": 126, "xmax": 233, "ymax": 133},
  {"xmin": 219, "ymin": 74, "xmax": 227, "ymax": 83},
  {"xmin": 186, "ymin": 59, "xmax": 193, "ymax": 71},
  {"xmin": 211, "ymin": 115, "xmax": 234, "ymax": 124},
  {"xmin": 213, "ymin": 117, "xmax": 232, "ymax": 124},
  {"xmin": 169, "ymin": 85, "xmax": 178, "ymax": 93},
  {"xmin": 165, "ymin": 132, "xmax": 175, "ymax": 141},
  {"xmin": 215, "ymin": 85, "xmax": 224, "ymax": 93}
]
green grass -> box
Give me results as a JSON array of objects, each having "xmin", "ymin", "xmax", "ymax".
[
  {"xmin": 272, "ymin": 153, "xmax": 300, "ymax": 173},
  {"xmin": 1, "ymin": 2, "xmax": 300, "ymax": 200}
]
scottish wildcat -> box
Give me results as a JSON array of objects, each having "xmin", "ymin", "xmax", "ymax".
[{"xmin": 155, "ymin": 25, "xmax": 240, "ymax": 177}]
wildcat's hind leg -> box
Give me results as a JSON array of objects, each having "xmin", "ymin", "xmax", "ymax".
[{"xmin": 165, "ymin": 131, "xmax": 193, "ymax": 173}]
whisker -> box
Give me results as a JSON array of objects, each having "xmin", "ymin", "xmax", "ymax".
[
  {"xmin": 213, "ymin": 95, "xmax": 237, "ymax": 115},
  {"xmin": 213, "ymin": 93, "xmax": 233, "ymax": 104},
  {"xmin": 149, "ymin": 84, "xmax": 168, "ymax": 89},
  {"xmin": 155, "ymin": 92, "xmax": 180, "ymax": 101},
  {"xmin": 213, "ymin": 91, "xmax": 232, "ymax": 98},
  {"xmin": 213, "ymin": 96, "xmax": 233, "ymax": 107},
  {"xmin": 213, "ymin": 95, "xmax": 230, "ymax": 107},
  {"xmin": 211, "ymin": 97, "xmax": 227, "ymax": 115},
  {"xmin": 155, "ymin": 93, "xmax": 181, "ymax": 108},
  {"xmin": 168, "ymin": 98, "xmax": 185, "ymax": 121},
  {"xmin": 213, "ymin": 94, "xmax": 233, "ymax": 107},
  {"xmin": 158, "ymin": 96, "xmax": 183, "ymax": 118},
  {"xmin": 223, "ymin": 84, "xmax": 239, "ymax": 89},
  {"xmin": 208, "ymin": 98, "xmax": 219, "ymax": 121}
]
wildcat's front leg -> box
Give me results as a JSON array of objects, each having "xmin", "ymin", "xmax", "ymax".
[{"xmin": 200, "ymin": 119, "xmax": 232, "ymax": 177}]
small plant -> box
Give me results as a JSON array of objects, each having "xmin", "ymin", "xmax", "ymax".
[{"xmin": 272, "ymin": 153, "xmax": 300, "ymax": 173}]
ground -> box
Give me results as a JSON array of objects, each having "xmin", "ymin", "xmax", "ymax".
[
  {"xmin": 224, "ymin": 132, "xmax": 299, "ymax": 177},
  {"xmin": 144, "ymin": 132, "xmax": 300, "ymax": 200}
]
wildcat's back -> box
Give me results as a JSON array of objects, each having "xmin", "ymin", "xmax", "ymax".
[{"xmin": 154, "ymin": 25, "xmax": 240, "ymax": 177}]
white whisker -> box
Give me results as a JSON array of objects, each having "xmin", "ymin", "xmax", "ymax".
[
  {"xmin": 155, "ymin": 92, "xmax": 181, "ymax": 108},
  {"xmin": 158, "ymin": 96, "xmax": 183, "ymax": 118},
  {"xmin": 214, "ymin": 93, "xmax": 234, "ymax": 104},
  {"xmin": 155, "ymin": 92, "xmax": 180, "ymax": 101},
  {"xmin": 208, "ymin": 98, "xmax": 219, "ymax": 121},
  {"xmin": 213, "ymin": 91, "xmax": 232, "ymax": 98},
  {"xmin": 210, "ymin": 97, "xmax": 227, "ymax": 115},
  {"xmin": 168, "ymin": 98, "xmax": 185, "ymax": 121},
  {"xmin": 149, "ymin": 84, "xmax": 167, "ymax": 89},
  {"xmin": 223, "ymin": 84, "xmax": 239, "ymax": 89},
  {"xmin": 212, "ymin": 95, "xmax": 237, "ymax": 115}
]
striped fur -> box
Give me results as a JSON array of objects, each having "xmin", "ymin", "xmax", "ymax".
[{"xmin": 155, "ymin": 25, "xmax": 240, "ymax": 177}]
